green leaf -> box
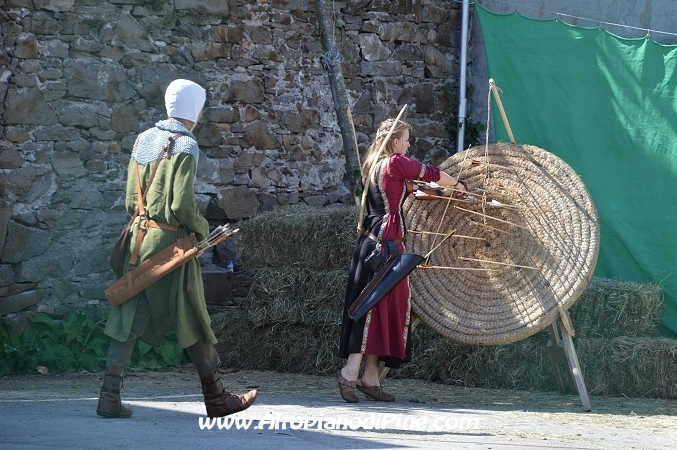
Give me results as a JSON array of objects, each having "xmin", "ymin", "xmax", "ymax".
[
  {"xmin": 28, "ymin": 313, "xmax": 58, "ymax": 334},
  {"xmin": 334, "ymin": 18, "xmax": 346, "ymax": 28}
]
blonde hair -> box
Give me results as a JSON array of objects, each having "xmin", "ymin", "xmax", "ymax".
[{"xmin": 361, "ymin": 118, "xmax": 412, "ymax": 182}]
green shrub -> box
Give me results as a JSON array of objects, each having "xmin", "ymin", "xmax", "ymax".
[{"xmin": 0, "ymin": 311, "xmax": 188, "ymax": 375}]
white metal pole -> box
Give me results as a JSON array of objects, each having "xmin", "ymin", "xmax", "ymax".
[{"xmin": 456, "ymin": 0, "xmax": 470, "ymax": 153}]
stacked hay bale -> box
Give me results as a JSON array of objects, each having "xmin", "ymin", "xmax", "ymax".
[
  {"xmin": 212, "ymin": 205, "xmax": 673, "ymax": 398},
  {"xmin": 212, "ymin": 205, "xmax": 355, "ymax": 375},
  {"xmin": 396, "ymin": 279, "xmax": 668, "ymax": 398}
]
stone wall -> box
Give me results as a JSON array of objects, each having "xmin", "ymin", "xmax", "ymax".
[{"xmin": 0, "ymin": 0, "xmax": 465, "ymax": 324}]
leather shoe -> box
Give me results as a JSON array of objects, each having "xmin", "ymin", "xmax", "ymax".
[
  {"xmin": 356, "ymin": 384, "xmax": 395, "ymax": 402},
  {"xmin": 336, "ymin": 369, "xmax": 359, "ymax": 403}
]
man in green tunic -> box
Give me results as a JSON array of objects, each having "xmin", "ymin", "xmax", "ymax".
[{"xmin": 97, "ymin": 79, "xmax": 257, "ymax": 418}]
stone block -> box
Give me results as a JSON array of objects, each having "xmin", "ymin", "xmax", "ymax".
[
  {"xmin": 4, "ymin": 87, "xmax": 58, "ymax": 125},
  {"xmin": 0, "ymin": 289, "xmax": 46, "ymax": 315},
  {"xmin": 1, "ymin": 221, "xmax": 53, "ymax": 264},
  {"xmin": 17, "ymin": 248, "xmax": 74, "ymax": 283},
  {"xmin": 175, "ymin": 0, "xmax": 230, "ymax": 17},
  {"xmin": 217, "ymin": 186, "xmax": 260, "ymax": 220},
  {"xmin": 202, "ymin": 270, "xmax": 233, "ymax": 306},
  {"xmin": 244, "ymin": 121, "xmax": 279, "ymax": 150},
  {"xmin": 0, "ymin": 265, "xmax": 15, "ymax": 288},
  {"xmin": 0, "ymin": 147, "xmax": 23, "ymax": 170},
  {"xmin": 51, "ymin": 152, "xmax": 87, "ymax": 179},
  {"xmin": 224, "ymin": 79, "xmax": 265, "ymax": 104},
  {"xmin": 303, "ymin": 194, "xmax": 328, "ymax": 208},
  {"xmin": 64, "ymin": 60, "xmax": 136, "ymax": 103}
]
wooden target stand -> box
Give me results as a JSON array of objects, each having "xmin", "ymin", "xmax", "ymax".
[
  {"xmin": 377, "ymin": 311, "xmax": 591, "ymax": 412},
  {"xmin": 376, "ymin": 80, "xmax": 592, "ymax": 412}
]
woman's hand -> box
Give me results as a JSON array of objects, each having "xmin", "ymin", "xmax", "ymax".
[{"xmin": 441, "ymin": 179, "xmax": 467, "ymax": 198}]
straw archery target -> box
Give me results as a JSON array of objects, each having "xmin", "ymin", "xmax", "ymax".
[{"xmin": 404, "ymin": 143, "xmax": 599, "ymax": 345}]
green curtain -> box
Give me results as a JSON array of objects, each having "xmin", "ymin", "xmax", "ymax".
[{"xmin": 476, "ymin": 3, "xmax": 677, "ymax": 335}]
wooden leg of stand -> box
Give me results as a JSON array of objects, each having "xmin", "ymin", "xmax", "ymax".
[
  {"xmin": 560, "ymin": 320, "xmax": 592, "ymax": 412},
  {"xmin": 378, "ymin": 315, "xmax": 420, "ymax": 384}
]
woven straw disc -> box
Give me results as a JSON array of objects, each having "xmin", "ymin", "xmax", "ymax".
[{"xmin": 404, "ymin": 143, "xmax": 599, "ymax": 345}]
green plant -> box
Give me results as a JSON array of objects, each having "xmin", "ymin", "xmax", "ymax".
[
  {"xmin": 0, "ymin": 311, "xmax": 189, "ymax": 375},
  {"xmin": 441, "ymin": 82, "xmax": 485, "ymax": 149}
]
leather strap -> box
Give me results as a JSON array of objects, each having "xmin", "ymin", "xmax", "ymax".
[
  {"xmin": 128, "ymin": 133, "xmax": 184, "ymax": 267},
  {"xmin": 363, "ymin": 229, "xmax": 403, "ymax": 245}
]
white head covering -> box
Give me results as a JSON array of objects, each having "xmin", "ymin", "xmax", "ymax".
[{"xmin": 165, "ymin": 79, "xmax": 206, "ymax": 123}]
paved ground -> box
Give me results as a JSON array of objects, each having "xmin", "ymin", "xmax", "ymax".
[{"xmin": 1, "ymin": 368, "xmax": 676, "ymax": 449}]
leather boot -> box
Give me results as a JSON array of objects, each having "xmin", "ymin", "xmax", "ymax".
[
  {"xmin": 200, "ymin": 370, "xmax": 258, "ymax": 417},
  {"xmin": 96, "ymin": 366, "xmax": 133, "ymax": 418}
]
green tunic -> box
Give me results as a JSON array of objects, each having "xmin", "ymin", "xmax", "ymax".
[{"xmin": 105, "ymin": 122, "xmax": 216, "ymax": 348}]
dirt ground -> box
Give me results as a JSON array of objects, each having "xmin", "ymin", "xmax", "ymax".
[{"xmin": 3, "ymin": 365, "xmax": 677, "ymax": 425}]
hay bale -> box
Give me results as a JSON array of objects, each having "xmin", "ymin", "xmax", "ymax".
[
  {"xmin": 237, "ymin": 205, "xmax": 358, "ymax": 269},
  {"xmin": 568, "ymin": 278, "xmax": 663, "ymax": 338},
  {"xmin": 212, "ymin": 308, "xmax": 342, "ymax": 375},
  {"xmin": 577, "ymin": 337, "xmax": 677, "ymax": 399},
  {"xmin": 242, "ymin": 267, "xmax": 347, "ymax": 327},
  {"xmin": 394, "ymin": 324, "xmax": 556, "ymax": 391}
]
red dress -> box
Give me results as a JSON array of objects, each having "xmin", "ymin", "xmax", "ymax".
[{"xmin": 339, "ymin": 154, "xmax": 440, "ymax": 368}]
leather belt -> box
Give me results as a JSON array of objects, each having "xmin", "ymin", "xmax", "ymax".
[
  {"xmin": 363, "ymin": 229, "xmax": 403, "ymax": 244},
  {"xmin": 146, "ymin": 220, "xmax": 178, "ymax": 232}
]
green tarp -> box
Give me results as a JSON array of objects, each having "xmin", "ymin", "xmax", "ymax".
[{"xmin": 476, "ymin": 4, "xmax": 677, "ymax": 335}]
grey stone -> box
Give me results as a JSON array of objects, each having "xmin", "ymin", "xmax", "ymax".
[
  {"xmin": 11, "ymin": 74, "xmax": 38, "ymax": 88},
  {"xmin": 15, "ymin": 33, "xmax": 40, "ymax": 59},
  {"xmin": 197, "ymin": 154, "xmax": 235, "ymax": 185},
  {"xmin": 4, "ymin": 87, "xmax": 58, "ymax": 125},
  {"xmin": 113, "ymin": 12, "xmax": 154, "ymax": 52},
  {"xmin": 17, "ymin": 248, "xmax": 74, "ymax": 283},
  {"xmin": 33, "ymin": 0, "xmax": 75, "ymax": 13},
  {"xmin": 257, "ymin": 193, "xmax": 278, "ymax": 213},
  {"xmin": 70, "ymin": 190, "xmax": 103, "ymax": 210},
  {"xmin": 0, "ymin": 265, "xmax": 15, "ymax": 288},
  {"xmin": 202, "ymin": 270, "xmax": 233, "ymax": 306},
  {"xmin": 359, "ymin": 33, "xmax": 391, "ymax": 61},
  {"xmin": 191, "ymin": 43, "xmax": 231, "ymax": 62},
  {"xmin": 25, "ymin": 12, "xmax": 59, "ymax": 35},
  {"xmin": 175, "ymin": 0, "xmax": 230, "ymax": 17},
  {"xmin": 51, "ymin": 152, "xmax": 87, "ymax": 179},
  {"xmin": 243, "ymin": 105, "xmax": 261, "ymax": 122},
  {"xmin": 204, "ymin": 106, "xmax": 240, "ymax": 123},
  {"xmin": 4, "ymin": 127, "xmax": 30, "ymax": 144},
  {"xmin": 217, "ymin": 186, "xmax": 260, "ymax": 220},
  {"xmin": 248, "ymin": 25, "xmax": 272, "ymax": 45},
  {"xmin": 111, "ymin": 104, "xmax": 141, "ymax": 133},
  {"xmin": 244, "ymin": 121, "xmax": 279, "ymax": 150},
  {"xmin": 424, "ymin": 45, "xmax": 453, "ymax": 74},
  {"xmin": 236, "ymin": 150, "xmax": 266, "ymax": 169},
  {"xmin": 392, "ymin": 43, "xmax": 425, "ymax": 61},
  {"xmin": 0, "ymin": 148, "xmax": 23, "ymax": 170},
  {"xmin": 72, "ymin": 36, "xmax": 105, "ymax": 53},
  {"xmin": 303, "ymin": 194, "xmax": 328, "ymax": 208},
  {"xmin": 1, "ymin": 221, "xmax": 53, "ymax": 264},
  {"xmin": 64, "ymin": 60, "xmax": 136, "ymax": 102},
  {"xmin": 0, "ymin": 289, "xmax": 46, "ymax": 315},
  {"xmin": 56, "ymin": 101, "xmax": 105, "ymax": 128},
  {"xmin": 381, "ymin": 22, "xmax": 428, "ymax": 43},
  {"xmin": 33, "ymin": 125, "xmax": 81, "ymax": 141},
  {"xmin": 224, "ymin": 79, "xmax": 265, "ymax": 103},
  {"xmin": 2, "ymin": 167, "xmax": 54, "ymax": 204},
  {"xmin": 267, "ymin": 168, "xmax": 283, "ymax": 185},
  {"xmin": 0, "ymin": 201, "xmax": 11, "ymax": 258},
  {"xmin": 195, "ymin": 124, "xmax": 223, "ymax": 147},
  {"xmin": 413, "ymin": 83, "xmax": 435, "ymax": 113},
  {"xmin": 249, "ymin": 167, "xmax": 265, "ymax": 188},
  {"xmin": 278, "ymin": 109, "xmax": 321, "ymax": 133},
  {"xmin": 72, "ymin": 249, "xmax": 111, "ymax": 276}
]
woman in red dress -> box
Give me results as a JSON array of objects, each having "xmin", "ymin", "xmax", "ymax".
[{"xmin": 337, "ymin": 118, "xmax": 466, "ymax": 403}]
